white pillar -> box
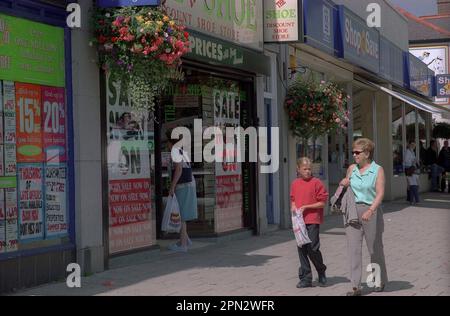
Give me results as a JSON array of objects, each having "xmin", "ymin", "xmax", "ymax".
[{"xmin": 72, "ymin": 0, "xmax": 104, "ymax": 274}]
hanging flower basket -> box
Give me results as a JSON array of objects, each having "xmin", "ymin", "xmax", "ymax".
[
  {"xmin": 91, "ymin": 6, "xmax": 190, "ymax": 112},
  {"xmin": 285, "ymin": 77, "xmax": 350, "ymax": 140}
]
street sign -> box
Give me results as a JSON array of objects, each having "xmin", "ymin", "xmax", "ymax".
[
  {"xmin": 97, "ymin": 0, "xmax": 160, "ymax": 8},
  {"xmin": 436, "ymin": 74, "xmax": 450, "ymax": 97}
]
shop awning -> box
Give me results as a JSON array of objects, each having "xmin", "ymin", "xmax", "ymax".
[{"xmin": 355, "ymin": 78, "xmax": 450, "ymax": 114}]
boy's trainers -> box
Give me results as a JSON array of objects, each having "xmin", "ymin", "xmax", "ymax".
[
  {"xmin": 296, "ymin": 281, "xmax": 313, "ymax": 288},
  {"xmin": 318, "ymin": 273, "xmax": 327, "ymax": 286}
]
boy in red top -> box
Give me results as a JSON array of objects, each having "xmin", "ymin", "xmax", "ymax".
[{"xmin": 291, "ymin": 157, "xmax": 329, "ymax": 288}]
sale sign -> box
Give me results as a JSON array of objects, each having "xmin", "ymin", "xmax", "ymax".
[
  {"xmin": 18, "ymin": 163, "xmax": 44, "ymax": 241},
  {"xmin": 15, "ymin": 83, "xmax": 43, "ymax": 162},
  {"xmin": 6, "ymin": 218, "xmax": 18, "ymax": 252},
  {"xmin": 0, "ymin": 220, "xmax": 5, "ymax": 253},
  {"xmin": 4, "ymin": 144, "xmax": 16, "ymax": 176},
  {"xmin": 213, "ymin": 86, "xmax": 244, "ymax": 233},
  {"xmin": 106, "ymin": 77, "xmax": 154, "ymax": 254},
  {"xmin": 42, "ymin": 87, "xmax": 66, "ymax": 163},
  {"xmin": 3, "ymin": 81, "xmax": 16, "ymax": 144},
  {"xmin": 0, "ymin": 192, "xmax": 4, "ymax": 220},
  {"xmin": 45, "ymin": 164, "xmax": 68, "ymax": 237},
  {"xmin": 5, "ymin": 187, "xmax": 18, "ymax": 220}
]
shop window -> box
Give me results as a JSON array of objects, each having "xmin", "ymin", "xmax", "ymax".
[
  {"xmin": 0, "ymin": 13, "xmax": 69, "ymax": 254},
  {"xmin": 160, "ymin": 70, "xmax": 250, "ymax": 235},
  {"xmin": 418, "ymin": 110, "xmax": 427, "ymax": 172},
  {"xmin": 405, "ymin": 105, "xmax": 416, "ymax": 146},
  {"xmin": 392, "ymin": 99, "xmax": 403, "ymax": 175},
  {"xmin": 106, "ymin": 77, "xmax": 156, "ymax": 255}
]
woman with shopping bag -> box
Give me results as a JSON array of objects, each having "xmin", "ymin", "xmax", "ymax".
[{"xmin": 166, "ymin": 130, "xmax": 198, "ymax": 252}]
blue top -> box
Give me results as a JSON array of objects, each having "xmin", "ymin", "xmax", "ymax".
[{"xmin": 350, "ymin": 161, "xmax": 381, "ymax": 205}]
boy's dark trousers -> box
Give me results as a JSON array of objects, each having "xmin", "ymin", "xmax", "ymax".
[
  {"xmin": 408, "ymin": 185, "xmax": 419, "ymax": 203},
  {"xmin": 297, "ymin": 224, "xmax": 327, "ymax": 285}
]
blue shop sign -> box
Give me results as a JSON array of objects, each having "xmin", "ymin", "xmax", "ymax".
[
  {"xmin": 408, "ymin": 53, "xmax": 434, "ymax": 98},
  {"xmin": 436, "ymin": 74, "xmax": 450, "ymax": 97},
  {"xmin": 97, "ymin": 0, "xmax": 160, "ymax": 7},
  {"xmin": 379, "ymin": 37, "xmax": 404, "ymax": 87},
  {"xmin": 302, "ymin": 0, "xmax": 339, "ymax": 56},
  {"xmin": 337, "ymin": 5, "xmax": 380, "ymax": 74}
]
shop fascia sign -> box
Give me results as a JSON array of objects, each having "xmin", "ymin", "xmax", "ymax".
[
  {"xmin": 186, "ymin": 30, "xmax": 270, "ymax": 75},
  {"xmin": 96, "ymin": 0, "xmax": 160, "ymax": 7},
  {"xmin": 302, "ymin": 0, "xmax": 338, "ymax": 55},
  {"xmin": 162, "ymin": 0, "xmax": 263, "ymax": 52},
  {"xmin": 436, "ymin": 74, "xmax": 450, "ymax": 97},
  {"xmin": 379, "ymin": 36, "xmax": 404, "ymax": 87},
  {"xmin": 409, "ymin": 53, "xmax": 433, "ymax": 97},
  {"xmin": 0, "ymin": 13, "xmax": 65, "ymax": 87},
  {"xmin": 263, "ymin": 0, "xmax": 299, "ymax": 43},
  {"xmin": 338, "ymin": 5, "xmax": 380, "ymax": 74}
]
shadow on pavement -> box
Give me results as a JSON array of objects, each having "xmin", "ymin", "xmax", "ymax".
[
  {"xmin": 318, "ymin": 276, "xmax": 349, "ymax": 287},
  {"xmin": 15, "ymin": 193, "xmax": 447, "ymax": 296},
  {"xmin": 383, "ymin": 281, "xmax": 414, "ymax": 292},
  {"xmin": 383, "ymin": 193, "xmax": 450, "ymax": 213}
]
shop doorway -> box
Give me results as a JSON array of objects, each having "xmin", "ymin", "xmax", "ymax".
[{"xmin": 155, "ymin": 66, "xmax": 257, "ymax": 241}]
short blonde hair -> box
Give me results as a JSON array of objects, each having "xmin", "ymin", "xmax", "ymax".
[
  {"xmin": 297, "ymin": 157, "xmax": 312, "ymax": 167},
  {"xmin": 353, "ymin": 138, "xmax": 375, "ymax": 160}
]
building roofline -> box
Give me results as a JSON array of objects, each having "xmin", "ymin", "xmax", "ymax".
[
  {"xmin": 385, "ymin": 0, "xmax": 411, "ymax": 22},
  {"xmin": 396, "ymin": 7, "xmax": 450, "ymax": 36}
]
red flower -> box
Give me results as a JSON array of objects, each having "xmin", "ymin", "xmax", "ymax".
[
  {"xmin": 98, "ymin": 35, "xmax": 107, "ymax": 44},
  {"xmin": 184, "ymin": 31, "xmax": 189, "ymax": 39}
]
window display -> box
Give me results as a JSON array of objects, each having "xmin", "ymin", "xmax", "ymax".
[{"xmin": 0, "ymin": 81, "xmax": 68, "ymax": 253}]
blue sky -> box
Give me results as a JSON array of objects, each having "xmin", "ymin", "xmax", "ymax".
[{"xmin": 389, "ymin": 0, "xmax": 438, "ymax": 16}]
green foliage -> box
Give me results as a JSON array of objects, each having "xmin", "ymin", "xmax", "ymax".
[
  {"xmin": 285, "ymin": 77, "xmax": 350, "ymax": 139},
  {"xmin": 91, "ymin": 6, "xmax": 189, "ymax": 111}
]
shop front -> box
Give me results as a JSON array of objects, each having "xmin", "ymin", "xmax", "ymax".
[
  {"xmin": 102, "ymin": 0, "xmax": 270, "ymax": 260},
  {"xmin": 284, "ymin": 0, "xmax": 450, "ymax": 204},
  {"xmin": 0, "ymin": 1, "xmax": 74, "ymax": 293}
]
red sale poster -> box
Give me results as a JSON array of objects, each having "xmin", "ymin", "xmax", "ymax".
[
  {"xmin": 18, "ymin": 163, "xmax": 44, "ymax": 241},
  {"xmin": 215, "ymin": 175, "xmax": 243, "ymax": 233},
  {"xmin": 213, "ymin": 88, "xmax": 244, "ymax": 233},
  {"xmin": 15, "ymin": 83, "xmax": 43, "ymax": 163},
  {"xmin": 41, "ymin": 86, "xmax": 66, "ymax": 163},
  {"xmin": 108, "ymin": 179, "xmax": 152, "ymax": 253},
  {"xmin": 106, "ymin": 76, "xmax": 154, "ymax": 254}
]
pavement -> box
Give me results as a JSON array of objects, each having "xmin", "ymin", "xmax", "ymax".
[{"xmin": 15, "ymin": 192, "xmax": 450, "ymax": 296}]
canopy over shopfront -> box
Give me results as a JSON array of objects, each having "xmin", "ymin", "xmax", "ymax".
[{"xmin": 356, "ymin": 78, "xmax": 450, "ymax": 115}]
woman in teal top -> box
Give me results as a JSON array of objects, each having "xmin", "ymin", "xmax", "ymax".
[{"xmin": 340, "ymin": 138, "xmax": 388, "ymax": 296}]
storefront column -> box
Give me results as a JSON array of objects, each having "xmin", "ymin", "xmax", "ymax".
[
  {"xmin": 277, "ymin": 45, "xmax": 295, "ymax": 229},
  {"xmin": 72, "ymin": 0, "xmax": 104, "ymax": 274},
  {"xmin": 256, "ymin": 75, "xmax": 268, "ymax": 234},
  {"xmin": 376, "ymin": 84, "xmax": 393, "ymax": 200}
]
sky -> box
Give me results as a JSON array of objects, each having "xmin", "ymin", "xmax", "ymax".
[{"xmin": 389, "ymin": 0, "xmax": 438, "ymax": 16}]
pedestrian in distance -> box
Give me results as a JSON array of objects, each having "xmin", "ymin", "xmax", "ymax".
[
  {"xmin": 290, "ymin": 157, "xmax": 329, "ymax": 289},
  {"xmin": 406, "ymin": 166, "xmax": 420, "ymax": 205},
  {"xmin": 340, "ymin": 138, "xmax": 388, "ymax": 296}
]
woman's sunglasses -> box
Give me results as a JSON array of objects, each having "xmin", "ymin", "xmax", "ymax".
[{"xmin": 352, "ymin": 150, "xmax": 364, "ymax": 156}]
